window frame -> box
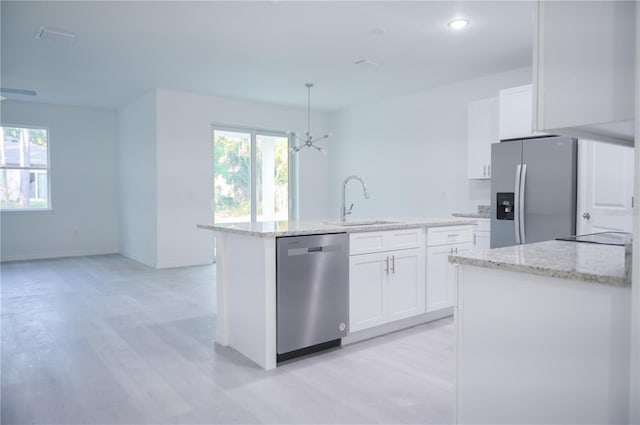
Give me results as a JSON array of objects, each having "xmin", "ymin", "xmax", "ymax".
[
  {"xmin": 212, "ymin": 123, "xmax": 297, "ymax": 224},
  {"xmin": 0, "ymin": 123, "xmax": 52, "ymax": 212}
]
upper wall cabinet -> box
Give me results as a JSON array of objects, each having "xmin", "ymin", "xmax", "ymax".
[
  {"xmin": 499, "ymin": 84, "xmax": 538, "ymax": 140},
  {"xmin": 467, "ymin": 97, "xmax": 498, "ymax": 179},
  {"xmin": 533, "ymin": 1, "xmax": 636, "ymax": 146}
]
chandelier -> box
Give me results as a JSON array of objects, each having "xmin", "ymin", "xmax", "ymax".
[{"xmin": 291, "ymin": 83, "xmax": 331, "ymax": 153}]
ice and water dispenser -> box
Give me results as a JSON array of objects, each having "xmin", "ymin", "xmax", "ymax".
[{"xmin": 496, "ymin": 192, "xmax": 514, "ymax": 220}]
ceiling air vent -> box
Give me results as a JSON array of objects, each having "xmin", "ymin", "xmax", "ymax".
[
  {"xmin": 355, "ymin": 59, "xmax": 379, "ymax": 68},
  {"xmin": 35, "ymin": 26, "xmax": 77, "ymax": 44}
]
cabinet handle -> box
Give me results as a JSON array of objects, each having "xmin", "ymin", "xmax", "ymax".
[
  {"xmin": 455, "ymin": 247, "xmax": 458, "ymax": 254},
  {"xmin": 385, "ymin": 256, "xmax": 389, "ymax": 275},
  {"xmin": 448, "ymin": 234, "xmax": 459, "ymax": 238},
  {"xmin": 391, "ymin": 255, "xmax": 395, "ymax": 274}
]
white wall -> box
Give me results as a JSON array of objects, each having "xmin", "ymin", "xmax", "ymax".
[
  {"xmin": 0, "ymin": 100, "xmax": 119, "ymax": 261},
  {"xmin": 327, "ymin": 67, "xmax": 531, "ymax": 219},
  {"xmin": 119, "ymin": 89, "xmax": 330, "ymax": 268},
  {"xmin": 118, "ymin": 91, "xmax": 158, "ymax": 267}
]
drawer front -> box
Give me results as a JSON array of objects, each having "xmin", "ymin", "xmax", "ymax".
[
  {"xmin": 349, "ymin": 231, "xmax": 386, "ymax": 255},
  {"xmin": 349, "ymin": 228, "xmax": 423, "ymax": 255},
  {"xmin": 475, "ymin": 218, "xmax": 490, "ymax": 233},
  {"xmin": 385, "ymin": 228, "xmax": 423, "ymax": 251},
  {"xmin": 427, "ymin": 225, "xmax": 474, "ymax": 246}
]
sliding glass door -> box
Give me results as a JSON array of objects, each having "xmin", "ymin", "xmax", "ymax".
[{"xmin": 213, "ymin": 127, "xmax": 293, "ymax": 224}]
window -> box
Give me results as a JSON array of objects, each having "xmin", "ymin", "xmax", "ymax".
[
  {"xmin": 0, "ymin": 125, "xmax": 50, "ymax": 210},
  {"xmin": 213, "ymin": 127, "xmax": 294, "ymax": 223}
]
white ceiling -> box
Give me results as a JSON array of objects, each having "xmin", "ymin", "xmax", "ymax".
[{"xmin": 0, "ymin": 1, "xmax": 535, "ymax": 111}]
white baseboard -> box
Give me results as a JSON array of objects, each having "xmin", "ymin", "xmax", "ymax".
[
  {"xmin": 343, "ymin": 307, "xmax": 454, "ymax": 345},
  {"xmin": 155, "ymin": 255, "xmax": 215, "ymax": 269},
  {"xmin": 0, "ymin": 248, "xmax": 118, "ymax": 263},
  {"xmin": 118, "ymin": 251, "xmax": 156, "ymax": 268}
]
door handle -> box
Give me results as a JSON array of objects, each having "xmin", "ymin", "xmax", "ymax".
[
  {"xmin": 514, "ymin": 164, "xmax": 522, "ymax": 244},
  {"xmin": 519, "ymin": 164, "xmax": 527, "ymax": 244},
  {"xmin": 583, "ymin": 212, "xmax": 591, "ymax": 220}
]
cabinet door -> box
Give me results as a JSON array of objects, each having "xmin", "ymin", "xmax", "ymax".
[
  {"xmin": 467, "ymin": 97, "xmax": 498, "ymax": 179},
  {"xmin": 473, "ymin": 232, "xmax": 490, "ymax": 251},
  {"xmin": 426, "ymin": 245, "xmax": 452, "ymax": 312},
  {"xmin": 447, "ymin": 242, "xmax": 473, "ymax": 306},
  {"xmin": 499, "ymin": 85, "xmax": 535, "ymax": 140},
  {"xmin": 534, "ymin": 1, "xmax": 635, "ymax": 144},
  {"xmin": 427, "ymin": 243, "xmax": 473, "ymax": 312},
  {"xmin": 349, "ymin": 253, "xmax": 387, "ymax": 332},
  {"xmin": 387, "ymin": 248, "xmax": 425, "ymax": 322}
]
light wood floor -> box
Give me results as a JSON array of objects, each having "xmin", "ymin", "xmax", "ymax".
[{"xmin": 1, "ymin": 254, "xmax": 455, "ymax": 424}]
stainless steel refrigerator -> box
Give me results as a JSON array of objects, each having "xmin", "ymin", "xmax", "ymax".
[{"xmin": 490, "ymin": 136, "xmax": 578, "ymax": 248}]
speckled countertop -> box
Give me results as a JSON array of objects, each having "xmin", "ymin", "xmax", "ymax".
[
  {"xmin": 452, "ymin": 205, "xmax": 490, "ymax": 219},
  {"xmin": 452, "ymin": 212, "xmax": 490, "ymax": 219},
  {"xmin": 197, "ymin": 217, "xmax": 476, "ymax": 237},
  {"xmin": 449, "ymin": 240, "xmax": 630, "ymax": 287}
]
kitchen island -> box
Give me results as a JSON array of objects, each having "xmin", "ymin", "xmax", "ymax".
[
  {"xmin": 198, "ymin": 217, "xmax": 475, "ymax": 370},
  {"xmin": 450, "ymin": 240, "xmax": 632, "ymax": 424}
]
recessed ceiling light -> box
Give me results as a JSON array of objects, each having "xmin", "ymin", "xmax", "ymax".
[
  {"xmin": 448, "ymin": 19, "xmax": 469, "ymax": 30},
  {"xmin": 371, "ymin": 27, "xmax": 386, "ymax": 35}
]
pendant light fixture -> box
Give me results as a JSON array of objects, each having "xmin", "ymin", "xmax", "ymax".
[{"xmin": 291, "ymin": 83, "xmax": 331, "ymax": 153}]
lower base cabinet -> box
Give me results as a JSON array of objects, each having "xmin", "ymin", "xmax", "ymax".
[
  {"xmin": 349, "ymin": 226, "xmax": 474, "ymax": 332},
  {"xmin": 426, "ymin": 226, "xmax": 474, "ymax": 312},
  {"xmin": 473, "ymin": 218, "xmax": 491, "ymax": 251},
  {"xmin": 349, "ymin": 253, "xmax": 387, "ymax": 332},
  {"xmin": 349, "ymin": 247, "xmax": 425, "ymax": 333}
]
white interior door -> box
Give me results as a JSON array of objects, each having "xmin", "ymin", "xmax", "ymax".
[{"xmin": 577, "ymin": 140, "xmax": 634, "ymax": 234}]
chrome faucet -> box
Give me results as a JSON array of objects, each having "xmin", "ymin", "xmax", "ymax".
[{"xmin": 341, "ymin": 175, "xmax": 370, "ymax": 222}]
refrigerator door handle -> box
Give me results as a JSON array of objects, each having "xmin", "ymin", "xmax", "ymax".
[
  {"xmin": 514, "ymin": 164, "xmax": 522, "ymax": 244},
  {"xmin": 519, "ymin": 164, "xmax": 527, "ymax": 244}
]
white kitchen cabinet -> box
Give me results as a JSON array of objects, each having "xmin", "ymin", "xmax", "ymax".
[
  {"xmin": 533, "ymin": 1, "xmax": 635, "ymax": 145},
  {"xmin": 349, "ymin": 253, "xmax": 387, "ymax": 332},
  {"xmin": 387, "ymin": 249, "xmax": 424, "ymax": 322},
  {"xmin": 473, "ymin": 219, "xmax": 490, "ymax": 251},
  {"xmin": 455, "ymin": 264, "xmax": 631, "ymax": 424},
  {"xmin": 426, "ymin": 242, "xmax": 472, "ymax": 312},
  {"xmin": 498, "ymin": 84, "xmax": 537, "ymax": 140},
  {"xmin": 426, "ymin": 226, "xmax": 474, "ymax": 312},
  {"xmin": 349, "ymin": 228, "xmax": 425, "ymax": 332},
  {"xmin": 467, "ymin": 97, "xmax": 498, "ymax": 179},
  {"xmin": 349, "ymin": 228, "xmax": 422, "ymax": 256}
]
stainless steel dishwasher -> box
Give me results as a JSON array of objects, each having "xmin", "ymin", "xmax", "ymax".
[{"xmin": 276, "ymin": 233, "xmax": 349, "ymax": 361}]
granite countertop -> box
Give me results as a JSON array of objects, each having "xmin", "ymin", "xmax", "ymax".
[
  {"xmin": 449, "ymin": 240, "xmax": 630, "ymax": 287},
  {"xmin": 452, "ymin": 212, "xmax": 490, "ymax": 219},
  {"xmin": 197, "ymin": 217, "xmax": 476, "ymax": 237},
  {"xmin": 452, "ymin": 205, "xmax": 490, "ymax": 219}
]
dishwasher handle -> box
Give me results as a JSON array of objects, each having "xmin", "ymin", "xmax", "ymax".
[{"xmin": 287, "ymin": 244, "xmax": 342, "ymax": 256}]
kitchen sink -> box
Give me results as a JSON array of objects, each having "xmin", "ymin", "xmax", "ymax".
[{"xmin": 324, "ymin": 220, "xmax": 398, "ymax": 227}]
